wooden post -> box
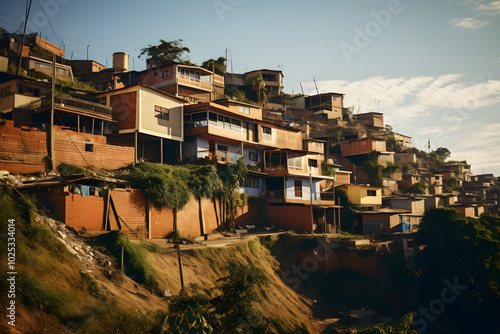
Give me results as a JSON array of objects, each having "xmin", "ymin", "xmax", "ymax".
[
  {"xmin": 101, "ymin": 120, "xmax": 104, "ymax": 135},
  {"xmin": 324, "ymin": 236, "xmax": 328, "ymax": 277},
  {"xmin": 179, "ymin": 142, "xmax": 182, "ymax": 162},
  {"xmin": 77, "ymin": 115, "xmax": 80, "ymax": 133},
  {"xmin": 146, "ymin": 195, "xmax": 151, "ymax": 239},
  {"xmin": 310, "ymin": 173, "xmax": 313, "ymax": 233},
  {"xmin": 120, "ymin": 245, "xmax": 124, "ymax": 270},
  {"xmin": 337, "ymin": 200, "xmax": 341, "ymax": 232},
  {"xmin": 134, "ymin": 131, "xmax": 138, "ymax": 164},
  {"xmin": 160, "ymin": 138, "xmax": 163, "ymax": 164}
]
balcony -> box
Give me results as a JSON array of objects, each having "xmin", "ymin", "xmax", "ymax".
[
  {"xmin": 265, "ymin": 190, "xmax": 336, "ymax": 204},
  {"xmin": 197, "ymin": 149, "xmax": 242, "ymax": 164},
  {"xmin": 177, "ymin": 75, "xmax": 211, "ymax": 91},
  {"xmin": 28, "ymin": 95, "xmax": 113, "ymax": 120}
]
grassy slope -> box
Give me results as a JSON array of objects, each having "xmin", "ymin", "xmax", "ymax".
[
  {"xmin": 148, "ymin": 238, "xmax": 318, "ymax": 333},
  {"xmin": 0, "ymin": 188, "xmax": 319, "ymax": 333}
]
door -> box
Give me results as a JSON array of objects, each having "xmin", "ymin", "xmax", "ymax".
[
  {"xmin": 294, "ymin": 180, "xmax": 302, "ymax": 198},
  {"xmin": 208, "ymin": 141, "xmax": 215, "ymax": 159}
]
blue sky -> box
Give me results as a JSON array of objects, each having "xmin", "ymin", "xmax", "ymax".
[{"xmin": 1, "ymin": 0, "xmax": 499, "ymax": 175}]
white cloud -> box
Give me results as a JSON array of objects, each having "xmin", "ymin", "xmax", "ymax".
[
  {"xmin": 475, "ymin": 1, "xmax": 500, "ymax": 15},
  {"xmin": 450, "ymin": 17, "xmax": 489, "ymax": 29},
  {"xmin": 303, "ymin": 75, "xmax": 500, "ymax": 174}
]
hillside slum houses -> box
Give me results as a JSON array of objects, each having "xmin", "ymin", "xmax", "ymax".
[{"xmin": 0, "ymin": 34, "xmax": 497, "ymax": 238}]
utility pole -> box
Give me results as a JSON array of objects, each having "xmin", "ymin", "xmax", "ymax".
[
  {"xmin": 17, "ymin": 0, "xmax": 33, "ymax": 75},
  {"xmin": 50, "ymin": 54, "xmax": 55, "ymax": 170}
]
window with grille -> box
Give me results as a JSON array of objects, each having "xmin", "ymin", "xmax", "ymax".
[{"xmin": 155, "ymin": 105, "xmax": 169, "ymax": 120}]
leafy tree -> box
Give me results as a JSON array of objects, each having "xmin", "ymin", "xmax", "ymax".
[
  {"xmin": 434, "ymin": 147, "xmax": 451, "ymax": 161},
  {"xmin": 415, "ymin": 208, "xmax": 500, "ymax": 305},
  {"xmin": 129, "ymin": 163, "xmax": 191, "ymax": 289},
  {"xmin": 201, "ymin": 57, "xmax": 226, "ymax": 75},
  {"xmin": 363, "ymin": 151, "xmax": 384, "ymax": 186},
  {"xmin": 161, "ymin": 264, "xmax": 271, "ymax": 334},
  {"xmin": 384, "ymin": 124, "xmax": 393, "ymax": 134},
  {"xmin": 139, "ymin": 39, "xmax": 191, "ymax": 66},
  {"xmin": 443, "ymin": 177, "xmax": 462, "ymax": 193},
  {"xmin": 403, "ymin": 182, "xmax": 426, "ymax": 195},
  {"xmin": 231, "ymin": 90, "xmax": 255, "ymax": 105}
]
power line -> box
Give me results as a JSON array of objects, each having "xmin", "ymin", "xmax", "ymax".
[{"xmin": 35, "ymin": 0, "xmax": 63, "ymax": 45}]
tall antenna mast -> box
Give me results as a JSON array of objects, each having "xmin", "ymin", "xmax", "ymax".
[{"xmin": 313, "ymin": 77, "xmax": 319, "ymax": 95}]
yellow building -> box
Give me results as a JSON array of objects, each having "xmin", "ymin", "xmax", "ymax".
[{"xmin": 336, "ymin": 184, "xmax": 383, "ymax": 210}]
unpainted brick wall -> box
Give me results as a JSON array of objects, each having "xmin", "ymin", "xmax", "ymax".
[
  {"xmin": 0, "ymin": 120, "xmax": 135, "ymax": 173},
  {"xmin": 267, "ymin": 205, "xmax": 313, "ymax": 232}
]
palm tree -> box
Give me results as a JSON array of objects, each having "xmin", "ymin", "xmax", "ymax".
[
  {"xmin": 188, "ymin": 165, "xmax": 223, "ymax": 235},
  {"xmin": 247, "ymin": 74, "xmax": 268, "ymax": 106}
]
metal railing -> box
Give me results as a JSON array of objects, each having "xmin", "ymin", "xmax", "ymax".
[
  {"xmin": 265, "ymin": 190, "xmax": 336, "ymax": 202},
  {"xmin": 197, "ymin": 149, "xmax": 242, "ymax": 164},
  {"xmin": 29, "ymin": 95, "xmax": 113, "ymax": 118},
  {"xmin": 177, "ymin": 75, "xmax": 211, "ymax": 90}
]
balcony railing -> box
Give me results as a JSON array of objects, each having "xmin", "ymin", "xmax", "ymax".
[
  {"xmin": 28, "ymin": 95, "xmax": 113, "ymax": 119},
  {"xmin": 177, "ymin": 75, "xmax": 211, "ymax": 91},
  {"xmin": 197, "ymin": 149, "xmax": 242, "ymax": 164},
  {"xmin": 265, "ymin": 190, "xmax": 336, "ymax": 202}
]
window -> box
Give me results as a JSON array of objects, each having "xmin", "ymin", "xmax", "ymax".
[
  {"xmin": 85, "ymin": 143, "xmax": 93, "ymax": 152},
  {"xmin": 249, "ymin": 151, "xmax": 258, "ymax": 162},
  {"xmin": 155, "ymin": 105, "xmax": 169, "ymax": 120},
  {"xmin": 308, "ymin": 159, "xmax": 318, "ymax": 168},
  {"xmin": 154, "ymin": 72, "xmax": 158, "ymax": 77},
  {"xmin": 0, "ymin": 86, "xmax": 11, "ymax": 97},
  {"xmin": 244, "ymin": 176, "xmax": 259, "ymax": 189},
  {"xmin": 376, "ymin": 141, "xmax": 383, "ymax": 148},
  {"xmin": 98, "ymin": 97, "xmax": 107, "ymax": 105},
  {"xmin": 217, "ymin": 144, "xmax": 228, "ymax": 152},
  {"xmin": 333, "ymin": 97, "xmax": 340, "ymax": 102},
  {"xmin": 288, "ymin": 154, "xmax": 302, "ymax": 170},
  {"xmin": 313, "ymin": 142, "xmax": 322, "ymax": 148},
  {"xmin": 360, "ymin": 141, "xmax": 367, "ymax": 146},
  {"xmin": 367, "ymin": 190, "xmax": 377, "ymax": 196},
  {"xmin": 161, "ymin": 70, "xmax": 169, "ymax": 79},
  {"xmin": 294, "ymin": 180, "xmax": 302, "ymax": 198},
  {"xmin": 262, "ymin": 126, "xmax": 272, "ymax": 140},
  {"xmin": 239, "ymin": 106, "xmax": 250, "ymax": 114}
]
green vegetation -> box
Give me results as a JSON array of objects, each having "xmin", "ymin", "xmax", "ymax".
[
  {"xmin": 231, "ymin": 90, "xmax": 256, "ymax": 105},
  {"xmin": 139, "ymin": 39, "xmax": 191, "ymax": 65},
  {"xmin": 402, "ymin": 181, "xmax": 426, "ymax": 194},
  {"xmin": 57, "ymin": 162, "xmax": 85, "ymax": 175},
  {"xmin": 443, "ymin": 177, "xmax": 462, "ymax": 193},
  {"xmin": 94, "ymin": 231, "xmax": 161, "ymax": 294},
  {"xmin": 162, "ymin": 263, "xmax": 289, "ymax": 334},
  {"xmin": 363, "ymin": 151, "xmax": 384, "ymax": 186},
  {"xmin": 247, "ymin": 74, "xmax": 268, "ymax": 106},
  {"xmin": 358, "ymin": 313, "xmax": 417, "ymax": 334},
  {"xmin": 321, "ymin": 161, "xmax": 337, "ymax": 177},
  {"xmin": 201, "ymin": 57, "xmax": 226, "ymax": 75}
]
